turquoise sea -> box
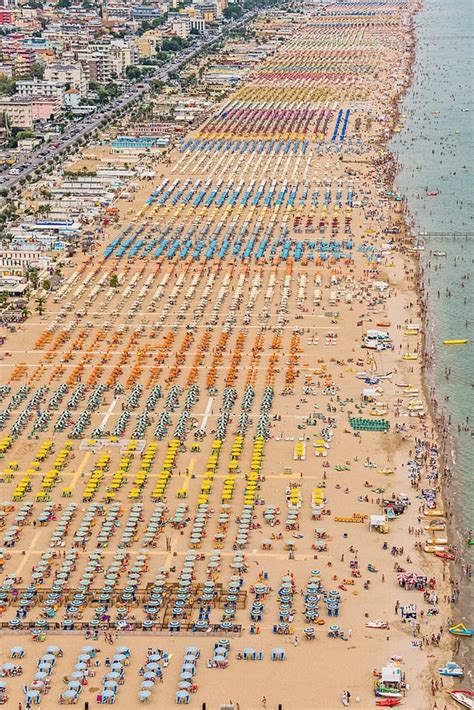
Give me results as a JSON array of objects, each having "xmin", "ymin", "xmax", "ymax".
[{"xmin": 391, "ymin": 0, "xmax": 473, "ymax": 674}]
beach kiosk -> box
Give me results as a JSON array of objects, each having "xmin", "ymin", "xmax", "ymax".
[
  {"xmin": 362, "ymin": 388, "xmax": 378, "ymax": 403},
  {"xmin": 382, "ymin": 665, "xmax": 401, "ymax": 686},
  {"xmin": 369, "ymin": 514, "xmax": 388, "ymax": 533},
  {"xmin": 374, "ymin": 664, "xmax": 405, "ymax": 699}
]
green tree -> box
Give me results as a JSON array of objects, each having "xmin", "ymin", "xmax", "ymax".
[
  {"xmin": 150, "ymin": 79, "xmax": 164, "ymax": 94},
  {"xmin": 162, "ymin": 38, "xmax": 182, "ymax": 52},
  {"xmin": 0, "ymin": 76, "xmax": 16, "ymax": 96},
  {"xmin": 16, "ymin": 129, "xmax": 36, "ymax": 140},
  {"xmin": 36, "ymin": 204, "xmax": 51, "ymax": 217},
  {"xmin": 125, "ymin": 66, "xmax": 142, "ymax": 81},
  {"xmin": 35, "ymin": 296, "xmax": 46, "ymax": 315},
  {"xmin": 42, "ymin": 278, "xmax": 51, "ymax": 291},
  {"xmin": 152, "ymin": 13, "xmax": 167, "ymax": 27},
  {"xmin": 224, "ymin": 5, "xmax": 242, "ymax": 19},
  {"xmin": 28, "ymin": 267, "xmax": 39, "ymax": 289},
  {"xmin": 182, "ymin": 73, "xmax": 197, "ymax": 89},
  {"xmin": 0, "ymin": 201, "xmax": 18, "ymax": 226},
  {"xmin": 109, "ymin": 274, "xmax": 119, "ymax": 288},
  {"xmin": 30, "ymin": 62, "xmax": 45, "ymax": 79}
]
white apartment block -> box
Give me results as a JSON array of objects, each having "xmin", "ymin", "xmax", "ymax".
[
  {"xmin": 44, "ymin": 62, "xmax": 88, "ymax": 97},
  {"xmin": 16, "ymin": 79, "xmax": 65, "ymax": 105},
  {"xmin": 172, "ymin": 18, "xmax": 191, "ymax": 38}
]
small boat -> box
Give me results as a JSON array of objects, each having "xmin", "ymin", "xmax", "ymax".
[
  {"xmin": 425, "ymin": 522, "xmax": 446, "ymax": 532},
  {"xmin": 377, "ymin": 322, "xmax": 391, "ymax": 328},
  {"xmin": 366, "ymin": 620, "xmax": 389, "ymax": 629},
  {"xmin": 402, "ymin": 353, "xmax": 417, "ymax": 360},
  {"xmin": 443, "ymin": 339, "xmax": 468, "ymax": 345},
  {"xmin": 357, "ymin": 371, "xmax": 392, "ymax": 381},
  {"xmin": 438, "ymin": 662, "xmax": 464, "ymax": 677},
  {"xmin": 433, "ymin": 251, "xmax": 447, "ymax": 257},
  {"xmin": 450, "ymin": 690, "xmax": 474, "ymax": 709},
  {"xmin": 424, "ymin": 545, "xmax": 447, "ymax": 553},
  {"xmin": 426, "ymin": 190, "xmax": 439, "ymax": 196},
  {"xmin": 375, "ymin": 689, "xmax": 403, "ymax": 699},
  {"xmin": 427, "ymin": 537, "xmax": 448, "ymax": 545},
  {"xmin": 424, "ymin": 508, "xmax": 445, "ymax": 517},
  {"xmin": 449, "ymin": 624, "xmax": 473, "ymax": 637},
  {"xmin": 378, "ymin": 469, "xmax": 394, "ymax": 476},
  {"xmin": 376, "ymin": 700, "xmax": 402, "ymax": 707},
  {"xmin": 426, "ymin": 517, "xmax": 445, "ymax": 526}
]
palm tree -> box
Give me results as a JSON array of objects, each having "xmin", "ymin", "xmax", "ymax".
[
  {"xmin": 37, "ymin": 204, "xmax": 51, "ymax": 218},
  {"xmin": 21, "ymin": 306, "xmax": 31, "ymax": 321},
  {"xmin": 35, "ymin": 296, "xmax": 46, "ymax": 316},
  {"xmin": 27, "ymin": 268, "xmax": 39, "ymax": 289}
]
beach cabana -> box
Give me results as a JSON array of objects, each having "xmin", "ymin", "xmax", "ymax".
[
  {"xmin": 100, "ymin": 689, "xmax": 116, "ymax": 704},
  {"xmin": 25, "ymin": 690, "xmax": 41, "ymax": 705},
  {"xmin": 47, "ymin": 646, "xmax": 62, "ymax": 656},
  {"xmin": 176, "ymin": 690, "xmax": 191, "ymax": 704},
  {"xmin": 10, "ymin": 646, "xmax": 25, "ymax": 658},
  {"xmin": 60, "ymin": 689, "xmax": 77, "ymax": 703},
  {"xmin": 271, "ymin": 648, "xmax": 286, "ymax": 661}
]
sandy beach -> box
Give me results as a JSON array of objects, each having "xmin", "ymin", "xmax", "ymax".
[{"xmin": 0, "ymin": 2, "xmax": 468, "ymax": 709}]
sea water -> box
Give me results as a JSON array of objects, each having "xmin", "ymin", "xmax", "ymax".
[{"xmin": 391, "ymin": 0, "xmax": 473, "ymax": 676}]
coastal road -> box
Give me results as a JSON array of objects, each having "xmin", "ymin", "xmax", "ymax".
[{"xmin": 0, "ymin": 14, "xmax": 256, "ymax": 194}]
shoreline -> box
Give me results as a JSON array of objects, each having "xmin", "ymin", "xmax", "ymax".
[
  {"xmin": 380, "ymin": 0, "xmax": 467, "ymax": 699},
  {"xmin": 390, "ymin": 0, "xmax": 472, "ymax": 678}
]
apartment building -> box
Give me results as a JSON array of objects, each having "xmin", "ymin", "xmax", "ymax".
[
  {"xmin": 0, "ymin": 41, "xmax": 35, "ymax": 76},
  {"xmin": 44, "ymin": 62, "xmax": 88, "ymax": 96},
  {"xmin": 103, "ymin": 4, "xmax": 132, "ymax": 23},
  {"xmin": 0, "ymin": 94, "xmax": 61, "ymax": 128},
  {"xmin": 171, "ymin": 16, "xmax": 191, "ymax": 38},
  {"xmin": 16, "ymin": 78, "xmax": 65, "ymax": 105},
  {"xmin": 73, "ymin": 40, "xmax": 137, "ymax": 83}
]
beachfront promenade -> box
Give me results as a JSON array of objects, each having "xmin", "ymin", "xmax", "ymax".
[{"xmin": 0, "ymin": 3, "xmax": 459, "ymax": 709}]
